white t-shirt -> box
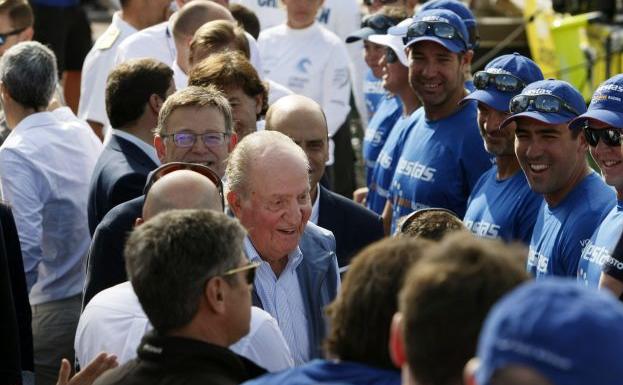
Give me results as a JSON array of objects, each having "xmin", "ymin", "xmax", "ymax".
[
  {"xmin": 78, "ymin": 12, "xmax": 138, "ymax": 128},
  {"xmin": 258, "ymin": 22, "xmax": 351, "ymax": 164},
  {"xmin": 75, "ymin": 281, "xmax": 294, "ymax": 371},
  {"xmin": 114, "ymin": 19, "xmax": 176, "ymax": 67}
]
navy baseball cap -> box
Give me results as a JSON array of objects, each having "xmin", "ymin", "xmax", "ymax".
[
  {"xmin": 403, "ymin": 9, "xmax": 469, "ymax": 53},
  {"xmin": 569, "ymin": 74, "xmax": 623, "ymax": 129},
  {"xmin": 420, "ymin": 0, "xmax": 478, "ymax": 48},
  {"xmin": 346, "ymin": 14, "xmax": 402, "ymax": 43},
  {"xmin": 461, "ymin": 53, "xmax": 544, "ymax": 112},
  {"xmin": 476, "ymin": 279, "xmax": 623, "ymax": 385},
  {"xmin": 501, "ymin": 79, "xmax": 586, "ymax": 128}
]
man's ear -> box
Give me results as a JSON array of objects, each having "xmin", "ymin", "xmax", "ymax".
[
  {"xmin": 20, "ymin": 26, "xmax": 33, "ymax": 42},
  {"xmin": 228, "ymin": 132, "xmax": 238, "ymax": 152},
  {"xmin": 204, "ymin": 277, "xmax": 227, "ymax": 314},
  {"xmin": 134, "ymin": 217, "xmax": 144, "ymax": 227},
  {"xmin": 227, "ymin": 190, "xmax": 244, "ymax": 217},
  {"xmin": 148, "ymin": 94, "xmax": 164, "ymax": 115},
  {"xmin": 462, "ymin": 49, "xmax": 475, "ymax": 67},
  {"xmin": 464, "ymin": 358, "xmax": 480, "ymax": 385},
  {"xmin": 389, "ymin": 312, "xmax": 407, "ymax": 368},
  {"xmin": 154, "ymin": 134, "xmax": 166, "ymax": 163}
]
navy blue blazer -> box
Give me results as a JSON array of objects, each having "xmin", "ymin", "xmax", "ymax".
[
  {"xmin": 87, "ymin": 134, "xmax": 158, "ymax": 235},
  {"xmin": 317, "ymin": 185, "xmax": 384, "ymax": 267},
  {"xmin": 83, "ymin": 196, "xmax": 144, "ymax": 308}
]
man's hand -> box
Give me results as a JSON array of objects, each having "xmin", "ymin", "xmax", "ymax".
[
  {"xmin": 353, "ymin": 187, "xmax": 368, "ymax": 205},
  {"xmin": 56, "ymin": 353, "xmax": 118, "ymax": 385}
]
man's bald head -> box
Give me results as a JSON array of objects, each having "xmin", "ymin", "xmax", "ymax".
[
  {"xmin": 142, "ymin": 169, "xmax": 223, "ymax": 220},
  {"xmin": 172, "ymin": 0, "xmax": 234, "ymax": 42},
  {"xmin": 265, "ymin": 95, "xmax": 329, "ymax": 194}
]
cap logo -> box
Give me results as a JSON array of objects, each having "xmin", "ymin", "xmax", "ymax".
[
  {"xmin": 524, "ymin": 88, "xmax": 553, "ymax": 96},
  {"xmin": 494, "ymin": 338, "xmax": 572, "ymax": 370},
  {"xmin": 487, "ymin": 68, "xmax": 513, "ymax": 76},
  {"xmin": 421, "ymin": 15, "xmax": 450, "ymax": 23},
  {"xmin": 597, "ymin": 83, "xmax": 623, "ymax": 94}
]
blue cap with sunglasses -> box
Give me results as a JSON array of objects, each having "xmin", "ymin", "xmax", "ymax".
[
  {"xmin": 403, "ymin": 9, "xmax": 469, "ymax": 53},
  {"xmin": 419, "ymin": 0, "xmax": 478, "ymax": 48},
  {"xmin": 346, "ymin": 13, "xmax": 402, "ymax": 43},
  {"xmin": 462, "ymin": 53, "xmax": 544, "ymax": 112},
  {"xmin": 500, "ymin": 79, "xmax": 587, "ymax": 128},
  {"xmin": 569, "ymin": 74, "xmax": 623, "ymax": 130}
]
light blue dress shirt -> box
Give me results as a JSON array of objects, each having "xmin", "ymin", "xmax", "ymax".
[
  {"xmin": 244, "ymin": 237, "xmax": 310, "ymax": 365},
  {"xmin": 0, "ymin": 110, "xmax": 102, "ymax": 305}
]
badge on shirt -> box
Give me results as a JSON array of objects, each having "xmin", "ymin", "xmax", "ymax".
[{"xmin": 94, "ymin": 26, "xmax": 120, "ymax": 50}]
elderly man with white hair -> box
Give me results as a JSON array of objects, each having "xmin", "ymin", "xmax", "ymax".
[{"xmin": 226, "ymin": 130, "xmax": 340, "ymax": 365}]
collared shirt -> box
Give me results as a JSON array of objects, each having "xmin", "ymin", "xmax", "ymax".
[
  {"xmin": 114, "ymin": 18, "xmax": 176, "ymax": 67},
  {"xmin": 75, "ymin": 281, "xmax": 294, "ymax": 371},
  {"xmin": 310, "ymin": 184, "xmax": 321, "ymax": 225},
  {"xmin": 172, "ymin": 60, "xmax": 188, "ymax": 91},
  {"xmin": 244, "ymin": 237, "xmax": 310, "ymax": 365},
  {"xmin": 111, "ymin": 129, "xmax": 160, "ymax": 166},
  {"xmin": 79, "ymin": 11, "xmax": 137, "ymax": 129},
  {"xmin": 0, "ymin": 111, "xmax": 102, "ymax": 305}
]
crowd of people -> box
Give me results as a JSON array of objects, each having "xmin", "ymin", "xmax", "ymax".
[{"xmin": 1, "ymin": 0, "xmax": 623, "ymax": 385}]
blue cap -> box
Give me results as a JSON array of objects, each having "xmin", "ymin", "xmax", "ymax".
[
  {"xmin": 403, "ymin": 9, "xmax": 469, "ymax": 53},
  {"xmin": 419, "ymin": 0, "xmax": 477, "ymax": 48},
  {"xmin": 477, "ymin": 279, "xmax": 623, "ymax": 385},
  {"xmin": 462, "ymin": 53, "xmax": 544, "ymax": 112},
  {"xmin": 501, "ymin": 79, "xmax": 587, "ymax": 127},
  {"xmin": 569, "ymin": 74, "xmax": 623, "ymax": 129}
]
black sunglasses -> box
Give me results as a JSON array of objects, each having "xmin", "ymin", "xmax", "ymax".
[
  {"xmin": 403, "ymin": 21, "xmax": 467, "ymax": 49},
  {"xmin": 584, "ymin": 125, "xmax": 623, "ymax": 147},
  {"xmin": 221, "ymin": 261, "xmax": 260, "ymax": 285},
  {"xmin": 473, "ymin": 71, "xmax": 526, "ymax": 93},
  {"xmin": 0, "ymin": 27, "xmax": 26, "ymax": 46},
  {"xmin": 143, "ymin": 162, "xmax": 224, "ymax": 210},
  {"xmin": 363, "ymin": 0, "xmax": 399, "ymax": 6},
  {"xmin": 361, "ymin": 14, "xmax": 398, "ymax": 33},
  {"xmin": 509, "ymin": 94, "xmax": 581, "ymax": 116},
  {"xmin": 385, "ymin": 47, "xmax": 399, "ymax": 64}
]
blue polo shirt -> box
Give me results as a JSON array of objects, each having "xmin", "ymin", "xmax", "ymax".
[
  {"xmin": 527, "ymin": 172, "xmax": 615, "ymax": 278},
  {"xmin": 362, "ymin": 96, "xmax": 402, "ymax": 186},
  {"xmin": 388, "ymin": 102, "xmax": 494, "ymax": 233},
  {"xmin": 463, "ymin": 166, "xmax": 542, "ymax": 244},
  {"xmin": 363, "ymin": 69, "xmax": 385, "ymax": 119},
  {"xmin": 577, "ymin": 201, "xmax": 623, "ymax": 287},
  {"xmin": 366, "ymin": 108, "xmax": 422, "ymax": 215}
]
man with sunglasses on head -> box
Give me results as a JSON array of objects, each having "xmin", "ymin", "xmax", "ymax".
[
  {"xmin": 563, "ymin": 75, "xmax": 623, "ymax": 288},
  {"xmin": 461, "ymin": 54, "xmax": 544, "ymax": 243},
  {"xmin": 92, "ymin": 209, "xmax": 267, "ymax": 385},
  {"xmin": 383, "ymin": 9, "xmax": 493, "ymax": 234},
  {"xmin": 77, "ymin": 165, "xmax": 294, "ymax": 374},
  {"xmin": 502, "ymin": 79, "xmax": 614, "ymax": 278},
  {"xmin": 83, "ymin": 85, "xmax": 237, "ymax": 307}
]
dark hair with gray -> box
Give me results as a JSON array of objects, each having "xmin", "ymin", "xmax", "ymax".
[
  {"xmin": 155, "ymin": 85, "xmax": 233, "ymax": 136},
  {"xmin": 0, "ymin": 41, "xmax": 57, "ymax": 110},
  {"xmin": 225, "ymin": 130, "xmax": 310, "ymax": 196},
  {"xmin": 124, "ymin": 209, "xmax": 246, "ymax": 334}
]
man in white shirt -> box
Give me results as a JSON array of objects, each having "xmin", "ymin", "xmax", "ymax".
[
  {"xmin": 0, "ymin": 41, "xmax": 102, "ymax": 385},
  {"xmin": 77, "ymin": 168, "xmax": 294, "ymax": 372},
  {"xmin": 78, "ymin": 0, "xmax": 171, "ymax": 139}
]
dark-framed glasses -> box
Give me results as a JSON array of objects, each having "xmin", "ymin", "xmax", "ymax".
[
  {"xmin": 161, "ymin": 132, "xmax": 230, "ymax": 148},
  {"xmin": 404, "ymin": 21, "xmax": 466, "ymax": 47},
  {"xmin": 385, "ymin": 47, "xmax": 399, "ymax": 64},
  {"xmin": 143, "ymin": 162, "xmax": 224, "ymax": 209},
  {"xmin": 361, "ymin": 14, "xmax": 398, "ymax": 31},
  {"xmin": 221, "ymin": 261, "xmax": 260, "ymax": 285},
  {"xmin": 583, "ymin": 125, "xmax": 623, "ymax": 147},
  {"xmin": 0, "ymin": 27, "xmax": 27, "ymax": 46},
  {"xmin": 363, "ymin": 0, "xmax": 399, "ymax": 6},
  {"xmin": 509, "ymin": 94, "xmax": 581, "ymax": 116},
  {"xmin": 474, "ymin": 71, "xmax": 526, "ymax": 93}
]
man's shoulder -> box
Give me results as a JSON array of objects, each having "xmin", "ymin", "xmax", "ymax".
[
  {"xmin": 98, "ymin": 195, "xmax": 145, "ymax": 229},
  {"xmin": 320, "ymin": 187, "xmax": 381, "ymax": 225},
  {"xmin": 302, "ymin": 221, "xmax": 335, "ymax": 246}
]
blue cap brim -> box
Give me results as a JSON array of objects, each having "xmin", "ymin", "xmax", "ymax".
[
  {"xmin": 461, "ymin": 89, "xmax": 513, "ymax": 112},
  {"xmin": 501, "ymin": 110, "xmax": 577, "ymax": 128},
  {"xmin": 346, "ymin": 27, "xmax": 376, "ymax": 43},
  {"xmin": 404, "ymin": 36, "xmax": 464, "ymax": 53},
  {"xmin": 568, "ymin": 109, "xmax": 623, "ymax": 130}
]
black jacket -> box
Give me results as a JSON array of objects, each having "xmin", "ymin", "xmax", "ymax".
[{"xmin": 93, "ymin": 333, "xmax": 266, "ymax": 385}]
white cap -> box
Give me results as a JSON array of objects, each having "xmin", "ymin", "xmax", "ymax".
[
  {"xmin": 387, "ymin": 18, "xmax": 413, "ymax": 36},
  {"xmin": 368, "ymin": 33, "xmax": 409, "ymax": 67}
]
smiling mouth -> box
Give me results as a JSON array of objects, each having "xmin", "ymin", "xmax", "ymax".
[
  {"xmin": 602, "ymin": 160, "xmax": 622, "ymax": 168},
  {"xmin": 528, "ymin": 163, "xmax": 549, "ymax": 173}
]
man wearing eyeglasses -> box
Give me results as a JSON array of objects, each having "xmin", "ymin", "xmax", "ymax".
[
  {"xmin": 83, "ymin": 85, "xmax": 236, "ymax": 306},
  {"xmin": 502, "ymin": 79, "xmax": 615, "ymax": 278},
  {"xmin": 383, "ymin": 9, "xmax": 493, "ymax": 234},
  {"xmin": 461, "ymin": 54, "xmax": 544, "ymax": 243},
  {"xmin": 562, "ymin": 75, "xmax": 623, "ymax": 288},
  {"xmin": 92, "ymin": 209, "xmax": 267, "ymax": 385}
]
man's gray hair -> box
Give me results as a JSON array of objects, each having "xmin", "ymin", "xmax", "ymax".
[
  {"xmin": 0, "ymin": 41, "xmax": 57, "ymax": 110},
  {"xmin": 155, "ymin": 85, "xmax": 233, "ymax": 136},
  {"xmin": 124, "ymin": 209, "xmax": 246, "ymax": 334},
  {"xmin": 226, "ymin": 130, "xmax": 310, "ymax": 196}
]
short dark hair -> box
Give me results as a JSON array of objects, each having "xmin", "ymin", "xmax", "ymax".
[
  {"xmin": 105, "ymin": 58, "xmax": 173, "ymax": 129},
  {"xmin": 398, "ymin": 208, "xmax": 466, "ymax": 240},
  {"xmin": 0, "ymin": 0, "xmax": 32, "ymax": 29},
  {"xmin": 124, "ymin": 209, "xmax": 246, "ymax": 334},
  {"xmin": 230, "ymin": 3, "xmax": 260, "ymax": 40},
  {"xmin": 188, "ymin": 20, "xmax": 249, "ymax": 67},
  {"xmin": 399, "ymin": 232, "xmax": 529, "ymax": 385},
  {"xmin": 325, "ymin": 237, "xmax": 433, "ymax": 369},
  {"xmin": 188, "ymin": 51, "xmax": 268, "ymax": 118}
]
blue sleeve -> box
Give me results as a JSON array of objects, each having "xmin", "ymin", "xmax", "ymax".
[{"xmin": 516, "ymin": 193, "xmax": 543, "ymax": 245}]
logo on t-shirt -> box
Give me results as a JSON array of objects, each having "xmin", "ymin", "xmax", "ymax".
[
  {"xmin": 396, "ymin": 159, "xmax": 436, "ymax": 182},
  {"xmin": 296, "ymin": 58, "xmax": 311, "ymax": 74},
  {"xmin": 257, "ymin": 0, "xmax": 278, "ymax": 7},
  {"xmin": 528, "ymin": 247, "xmax": 548, "ymax": 274},
  {"xmin": 464, "ymin": 220, "xmax": 501, "ymax": 239},
  {"xmin": 580, "ymin": 241, "xmax": 611, "ymax": 267}
]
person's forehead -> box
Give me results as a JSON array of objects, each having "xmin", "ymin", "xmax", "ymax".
[
  {"xmin": 223, "ymin": 85, "xmax": 252, "ymax": 99},
  {"xmin": 516, "ymin": 119, "xmax": 568, "ymax": 133},
  {"xmin": 409, "ymin": 40, "xmax": 455, "ymax": 56},
  {"xmin": 166, "ymin": 105, "xmax": 226, "ymax": 132}
]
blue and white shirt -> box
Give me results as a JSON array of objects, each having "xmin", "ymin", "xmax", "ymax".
[
  {"xmin": 464, "ymin": 166, "xmax": 542, "ymax": 244},
  {"xmin": 527, "ymin": 172, "xmax": 615, "ymax": 278},
  {"xmin": 363, "ymin": 69, "xmax": 386, "ymax": 119}
]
